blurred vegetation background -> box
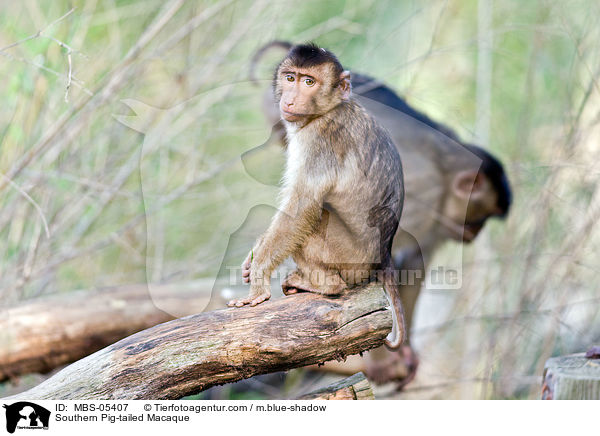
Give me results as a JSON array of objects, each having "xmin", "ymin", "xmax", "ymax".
[{"xmin": 1, "ymin": 0, "xmax": 599, "ymax": 399}]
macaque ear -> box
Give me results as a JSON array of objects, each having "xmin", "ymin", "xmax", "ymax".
[
  {"xmin": 452, "ymin": 170, "xmax": 486, "ymax": 200},
  {"xmin": 339, "ymin": 70, "xmax": 351, "ymax": 100}
]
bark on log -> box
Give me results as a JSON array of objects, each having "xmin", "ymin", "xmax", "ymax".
[
  {"xmin": 5, "ymin": 283, "xmax": 392, "ymax": 400},
  {"xmin": 0, "ymin": 281, "xmax": 213, "ymax": 382},
  {"xmin": 297, "ymin": 372, "xmax": 374, "ymax": 400},
  {"xmin": 542, "ymin": 352, "xmax": 600, "ymax": 400}
]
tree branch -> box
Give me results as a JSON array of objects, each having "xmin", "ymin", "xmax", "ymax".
[
  {"xmin": 0, "ymin": 281, "xmax": 213, "ymax": 382},
  {"xmin": 4, "ymin": 284, "xmax": 392, "ymax": 400}
]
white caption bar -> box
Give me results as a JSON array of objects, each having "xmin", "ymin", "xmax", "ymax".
[{"xmin": 0, "ymin": 399, "xmax": 593, "ymax": 436}]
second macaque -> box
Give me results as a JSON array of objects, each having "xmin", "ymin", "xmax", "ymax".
[{"xmin": 354, "ymin": 74, "xmax": 511, "ymax": 387}]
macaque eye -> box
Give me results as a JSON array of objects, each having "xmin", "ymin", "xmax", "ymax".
[
  {"xmin": 285, "ymin": 74, "xmax": 294, "ymax": 82},
  {"xmin": 304, "ymin": 78, "xmax": 315, "ymax": 86}
]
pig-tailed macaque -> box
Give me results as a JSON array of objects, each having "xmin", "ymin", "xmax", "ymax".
[
  {"xmin": 229, "ymin": 43, "xmax": 407, "ymax": 350},
  {"xmin": 249, "ymin": 41, "xmax": 512, "ymax": 388}
]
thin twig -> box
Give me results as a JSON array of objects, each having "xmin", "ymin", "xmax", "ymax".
[
  {"xmin": 41, "ymin": 35, "xmax": 79, "ymax": 57},
  {"xmin": 0, "ymin": 8, "xmax": 75, "ymax": 53},
  {"xmin": 0, "ymin": 7, "xmax": 92, "ymax": 100},
  {"xmin": 0, "ymin": 173, "xmax": 50, "ymax": 239},
  {"xmin": 43, "ymin": 7, "xmax": 76, "ymax": 31},
  {"xmin": 65, "ymin": 50, "xmax": 72, "ymax": 102},
  {"xmin": 0, "ymin": 50, "xmax": 92, "ymax": 95}
]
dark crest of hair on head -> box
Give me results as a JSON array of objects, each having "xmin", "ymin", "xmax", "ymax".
[{"xmin": 285, "ymin": 42, "xmax": 344, "ymax": 78}]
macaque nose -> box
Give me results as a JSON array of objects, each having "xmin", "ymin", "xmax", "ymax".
[{"xmin": 492, "ymin": 206, "xmax": 505, "ymax": 216}]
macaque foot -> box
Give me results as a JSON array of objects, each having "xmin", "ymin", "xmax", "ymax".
[
  {"xmin": 282, "ymin": 271, "xmax": 305, "ymax": 295},
  {"xmin": 282, "ymin": 270, "xmax": 322, "ymax": 295},
  {"xmin": 365, "ymin": 345, "xmax": 419, "ymax": 390},
  {"xmin": 227, "ymin": 287, "xmax": 271, "ymax": 308}
]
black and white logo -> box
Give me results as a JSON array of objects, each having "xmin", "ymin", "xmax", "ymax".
[{"xmin": 3, "ymin": 402, "xmax": 50, "ymax": 433}]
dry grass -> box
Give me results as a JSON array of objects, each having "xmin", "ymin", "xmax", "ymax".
[{"xmin": 1, "ymin": 0, "xmax": 599, "ymax": 399}]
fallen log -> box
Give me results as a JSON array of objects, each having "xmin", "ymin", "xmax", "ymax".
[
  {"xmin": 5, "ymin": 283, "xmax": 392, "ymax": 400},
  {"xmin": 0, "ymin": 281, "xmax": 213, "ymax": 382},
  {"xmin": 297, "ymin": 372, "xmax": 374, "ymax": 400}
]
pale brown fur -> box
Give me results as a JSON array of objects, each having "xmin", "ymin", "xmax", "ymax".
[{"xmin": 229, "ymin": 44, "xmax": 406, "ymax": 350}]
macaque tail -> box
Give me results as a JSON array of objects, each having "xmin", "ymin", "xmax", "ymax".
[
  {"xmin": 382, "ymin": 265, "xmax": 405, "ymax": 350},
  {"xmin": 249, "ymin": 41, "xmax": 293, "ymax": 84}
]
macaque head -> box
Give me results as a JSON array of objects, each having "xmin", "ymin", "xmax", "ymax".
[
  {"xmin": 273, "ymin": 43, "xmax": 351, "ymax": 124},
  {"xmin": 443, "ymin": 145, "xmax": 512, "ymax": 242}
]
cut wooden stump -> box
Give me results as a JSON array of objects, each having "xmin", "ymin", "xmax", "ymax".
[
  {"xmin": 542, "ymin": 351, "xmax": 600, "ymax": 399},
  {"xmin": 4, "ymin": 283, "xmax": 393, "ymax": 400},
  {"xmin": 297, "ymin": 372, "xmax": 374, "ymax": 400},
  {"xmin": 0, "ymin": 281, "xmax": 213, "ymax": 382}
]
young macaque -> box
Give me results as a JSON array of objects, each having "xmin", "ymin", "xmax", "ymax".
[{"xmin": 228, "ymin": 43, "xmax": 406, "ymax": 350}]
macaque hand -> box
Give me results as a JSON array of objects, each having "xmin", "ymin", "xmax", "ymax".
[{"xmin": 241, "ymin": 251, "xmax": 252, "ymax": 284}]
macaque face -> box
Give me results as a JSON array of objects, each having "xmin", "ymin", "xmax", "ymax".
[
  {"xmin": 276, "ymin": 62, "xmax": 350, "ymax": 122},
  {"xmin": 279, "ymin": 68, "xmax": 319, "ymax": 122},
  {"xmin": 443, "ymin": 171, "xmax": 503, "ymax": 242}
]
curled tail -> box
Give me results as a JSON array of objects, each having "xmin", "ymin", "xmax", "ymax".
[
  {"xmin": 382, "ymin": 264, "xmax": 406, "ymax": 350},
  {"xmin": 249, "ymin": 41, "xmax": 293, "ymax": 84}
]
